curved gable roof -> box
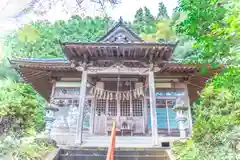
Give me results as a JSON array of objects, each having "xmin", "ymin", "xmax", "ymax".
[{"xmin": 98, "ymin": 17, "xmax": 143, "ymax": 42}]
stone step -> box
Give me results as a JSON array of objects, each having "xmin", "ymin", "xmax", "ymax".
[
  {"xmin": 58, "ymin": 148, "xmax": 170, "ymax": 160},
  {"xmin": 62, "ymin": 149, "xmax": 167, "ymax": 156},
  {"xmin": 59, "ymin": 154, "xmax": 169, "ymax": 160}
]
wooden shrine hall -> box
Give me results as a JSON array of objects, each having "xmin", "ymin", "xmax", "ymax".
[{"xmin": 10, "ymin": 19, "xmax": 219, "ymax": 147}]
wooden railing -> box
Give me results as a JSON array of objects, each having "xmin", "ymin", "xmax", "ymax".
[{"xmin": 106, "ymin": 121, "xmax": 116, "ymax": 160}]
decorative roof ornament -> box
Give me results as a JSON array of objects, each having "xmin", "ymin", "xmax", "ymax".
[{"xmin": 119, "ymin": 16, "xmax": 123, "ymax": 24}]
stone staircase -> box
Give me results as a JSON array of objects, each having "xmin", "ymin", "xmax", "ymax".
[
  {"xmin": 46, "ymin": 136, "xmax": 177, "ymax": 160},
  {"xmin": 56, "ymin": 147, "xmax": 170, "ymax": 160}
]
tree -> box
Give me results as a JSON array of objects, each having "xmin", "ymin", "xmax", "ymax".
[
  {"xmin": 173, "ymin": 67, "xmax": 240, "ymax": 160},
  {"xmin": 0, "ymin": 79, "xmax": 45, "ymax": 134},
  {"xmin": 143, "ymin": 7, "xmax": 155, "ymax": 23},
  {"xmin": 133, "ymin": 7, "xmax": 156, "ymax": 34},
  {"xmin": 133, "ymin": 8, "xmax": 144, "ymax": 34},
  {"xmin": 134, "ymin": 8, "xmax": 144, "ymax": 24},
  {"xmin": 140, "ymin": 19, "xmax": 176, "ymax": 42},
  {"xmin": 176, "ymin": 0, "xmax": 240, "ymax": 64},
  {"xmin": 4, "ymin": 16, "xmax": 113, "ymax": 58},
  {"xmin": 157, "ymin": 2, "xmax": 169, "ymax": 20},
  {"xmin": 172, "ymin": 0, "xmax": 240, "ymax": 159}
]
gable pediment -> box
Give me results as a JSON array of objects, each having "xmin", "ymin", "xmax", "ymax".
[
  {"xmin": 100, "ymin": 26, "xmax": 142, "ymax": 42},
  {"xmin": 98, "ymin": 18, "xmax": 143, "ymax": 43}
]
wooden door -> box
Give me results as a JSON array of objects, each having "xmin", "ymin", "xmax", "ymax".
[{"xmin": 94, "ymin": 99, "xmax": 106, "ymax": 135}]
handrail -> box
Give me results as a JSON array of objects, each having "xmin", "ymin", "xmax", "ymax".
[{"xmin": 106, "ymin": 121, "xmax": 116, "ymax": 160}]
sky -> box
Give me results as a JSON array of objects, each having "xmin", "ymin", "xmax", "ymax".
[
  {"xmin": 108, "ymin": 0, "xmax": 178, "ymax": 21},
  {"xmin": 0, "ymin": 0, "xmax": 178, "ymax": 32}
]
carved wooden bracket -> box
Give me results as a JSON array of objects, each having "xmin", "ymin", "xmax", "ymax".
[{"xmin": 50, "ymin": 76, "xmax": 61, "ymax": 83}]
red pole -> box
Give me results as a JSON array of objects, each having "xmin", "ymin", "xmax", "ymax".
[{"xmin": 106, "ymin": 122, "xmax": 116, "ymax": 160}]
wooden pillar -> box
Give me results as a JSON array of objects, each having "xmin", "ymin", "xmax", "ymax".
[
  {"xmin": 75, "ymin": 70, "xmax": 88, "ymax": 145},
  {"xmin": 184, "ymin": 82, "xmax": 192, "ymax": 136},
  {"xmin": 148, "ymin": 71, "xmax": 158, "ymax": 145},
  {"xmin": 143, "ymin": 77, "xmax": 148, "ymax": 134}
]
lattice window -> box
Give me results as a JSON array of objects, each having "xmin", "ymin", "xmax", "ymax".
[
  {"xmin": 132, "ymin": 99, "xmax": 143, "ymax": 116},
  {"xmin": 120, "ymin": 100, "xmax": 130, "ymax": 116},
  {"xmin": 108, "ymin": 100, "xmax": 117, "ymax": 116},
  {"xmin": 83, "ymin": 99, "xmax": 91, "ymax": 129},
  {"xmin": 96, "ymin": 99, "xmax": 106, "ymax": 116}
]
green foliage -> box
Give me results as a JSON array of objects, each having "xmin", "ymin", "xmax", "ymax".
[
  {"xmin": 173, "ymin": 132, "xmax": 240, "ymax": 160},
  {"xmin": 0, "ymin": 79, "xmax": 45, "ymax": 134},
  {"xmin": 133, "ymin": 6, "xmax": 197, "ymax": 60},
  {"xmin": 176, "ymin": 0, "xmax": 240, "ymax": 63},
  {"xmin": 0, "ymin": 59, "xmax": 19, "ymax": 80},
  {"xmin": 193, "ymin": 86, "xmax": 239, "ymax": 143},
  {"xmin": 0, "ymin": 134, "xmax": 55, "ymax": 159},
  {"xmin": 173, "ymin": 1, "xmax": 240, "ymax": 159},
  {"xmin": 143, "ymin": 7, "xmax": 155, "ymax": 23},
  {"xmin": 173, "ymin": 68, "xmax": 240, "ymax": 159},
  {"xmin": 140, "ymin": 19, "xmax": 176, "ymax": 42},
  {"xmin": 132, "ymin": 7, "xmax": 156, "ymax": 34},
  {"xmin": 157, "ymin": 2, "xmax": 169, "ymax": 20},
  {"xmin": 4, "ymin": 16, "xmax": 113, "ymax": 58},
  {"xmin": 211, "ymin": 67, "xmax": 240, "ymax": 96},
  {"xmin": 134, "ymin": 8, "xmax": 144, "ymax": 24}
]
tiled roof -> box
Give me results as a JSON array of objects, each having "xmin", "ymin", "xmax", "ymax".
[{"xmin": 9, "ymin": 57, "xmax": 222, "ymax": 101}]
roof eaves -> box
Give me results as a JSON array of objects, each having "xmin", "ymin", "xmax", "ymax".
[{"xmin": 10, "ymin": 57, "xmax": 68, "ymax": 64}]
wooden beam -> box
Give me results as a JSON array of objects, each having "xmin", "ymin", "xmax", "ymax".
[
  {"xmin": 151, "ymin": 47, "xmax": 156, "ymax": 59},
  {"xmin": 154, "ymin": 72, "xmax": 191, "ymax": 77},
  {"xmin": 103, "ymin": 46, "xmax": 108, "ymax": 57},
  {"xmin": 158, "ymin": 47, "xmax": 165, "ymax": 60},
  {"xmin": 116, "ymin": 46, "xmax": 120, "ymax": 57},
  {"xmin": 86, "ymin": 46, "xmax": 93, "ymax": 56},
  {"xmin": 148, "ymin": 70, "xmax": 158, "ymax": 145},
  {"xmin": 99, "ymin": 47, "xmax": 104, "ymax": 56},
  {"xmin": 122, "ymin": 48, "xmax": 125, "ymax": 57},
  {"xmin": 71, "ymin": 47, "xmax": 78, "ymax": 57},
  {"xmin": 133, "ymin": 48, "xmax": 137, "ymax": 58},
  {"xmin": 92, "ymin": 47, "xmax": 98, "ymax": 57},
  {"xmin": 75, "ymin": 70, "xmax": 88, "ymax": 145},
  {"xmin": 64, "ymin": 43, "xmax": 175, "ymax": 48},
  {"xmin": 138, "ymin": 48, "xmax": 143, "ymax": 57},
  {"xmin": 85, "ymin": 66, "xmax": 149, "ymax": 75},
  {"xmin": 51, "ymin": 71, "xmax": 81, "ymax": 78},
  {"xmin": 89, "ymin": 56, "xmax": 148, "ymax": 61},
  {"xmin": 144, "ymin": 48, "xmax": 149, "ymax": 57}
]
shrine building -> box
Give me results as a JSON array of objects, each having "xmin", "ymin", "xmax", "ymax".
[{"xmin": 10, "ymin": 19, "xmax": 219, "ymax": 147}]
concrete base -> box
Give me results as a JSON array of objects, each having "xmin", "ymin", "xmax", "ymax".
[{"xmin": 56, "ymin": 136, "xmax": 183, "ymax": 148}]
